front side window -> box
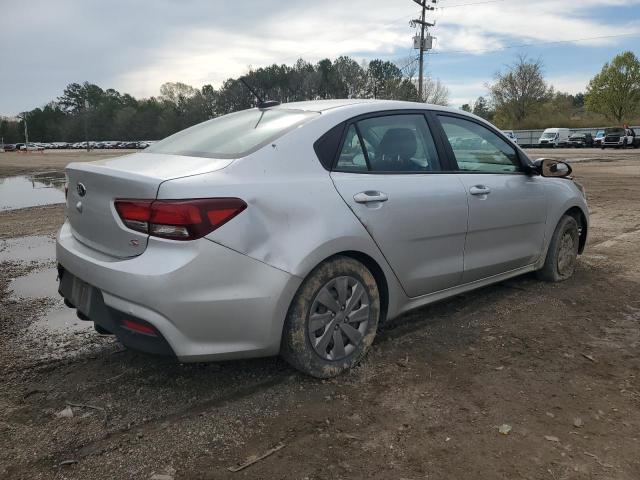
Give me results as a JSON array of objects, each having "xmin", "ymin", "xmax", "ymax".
[
  {"xmin": 336, "ymin": 114, "xmax": 441, "ymax": 173},
  {"xmin": 149, "ymin": 108, "xmax": 319, "ymax": 159},
  {"xmin": 438, "ymin": 116, "xmax": 521, "ymax": 174}
]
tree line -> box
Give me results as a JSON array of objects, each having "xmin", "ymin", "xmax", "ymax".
[
  {"xmin": 2, "ymin": 51, "xmax": 639, "ymax": 144},
  {"xmin": 0, "ymin": 56, "xmax": 448, "ymax": 144}
]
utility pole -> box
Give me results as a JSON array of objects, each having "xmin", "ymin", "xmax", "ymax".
[
  {"xmin": 84, "ymin": 99, "xmax": 90, "ymax": 152},
  {"xmin": 411, "ymin": 0, "xmax": 436, "ymax": 101},
  {"xmin": 23, "ymin": 113, "xmax": 29, "ymax": 148}
]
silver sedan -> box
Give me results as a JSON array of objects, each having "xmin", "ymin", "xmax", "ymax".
[{"xmin": 57, "ymin": 99, "xmax": 588, "ymax": 377}]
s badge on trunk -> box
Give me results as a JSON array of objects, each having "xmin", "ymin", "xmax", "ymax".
[{"xmin": 76, "ymin": 183, "xmax": 87, "ymax": 197}]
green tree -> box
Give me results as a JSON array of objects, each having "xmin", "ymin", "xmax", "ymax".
[
  {"xmin": 472, "ymin": 96, "xmax": 493, "ymax": 120},
  {"xmin": 585, "ymin": 51, "xmax": 640, "ymax": 122},
  {"xmin": 461, "ymin": 104, "xmax": 472, "ymax": 112}
]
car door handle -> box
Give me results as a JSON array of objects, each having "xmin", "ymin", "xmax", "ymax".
[
  {"xmin": 353, "ymin": 191, "xmax": 389, "ymax": 204},
  {"xmin": 469, "ymin": 185, "xmax": 491, "ymax": 196}
]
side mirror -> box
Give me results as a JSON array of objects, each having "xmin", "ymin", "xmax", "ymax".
[{"xmin": 533, "ymin": 158, "xmax": 573, "ymax": 178}]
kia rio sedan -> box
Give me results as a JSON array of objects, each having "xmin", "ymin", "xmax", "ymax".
[{"xmin": 57, "ymin": 99, "xmax": 588, "ymax": 377}]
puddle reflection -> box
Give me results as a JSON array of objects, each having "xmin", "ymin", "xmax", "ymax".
[{"xmin": 0, "ymin": 172, "xmax": 66, "ymax": 211}]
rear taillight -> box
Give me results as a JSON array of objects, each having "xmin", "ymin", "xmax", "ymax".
[{"xmin": 114, "ymin": 198, "xmax": 247, "ymax": 240}]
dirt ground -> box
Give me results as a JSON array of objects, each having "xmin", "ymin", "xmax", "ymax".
[
  {"xmin": 0, "ymin": 149, "xmax": 135, "ymax": 178},
  {"xmin": 0, "ymin": 149, "xmax": 639, "ymax": 479}
]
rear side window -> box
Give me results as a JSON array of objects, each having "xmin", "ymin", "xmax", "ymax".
[
  {"xmin": 336, "ymin": 125, "xmax": 368, "ymax": 171},
  {"xmin": 438, "ymin": 115, "xmax": 521, "ymax": 173},
  {"xmin": 149, "ymin": 108, "xmax": 319, "ymax": 159},
  {"xmin": 336, "ymin": 114, "xmax": 442, "ymax": 173}
]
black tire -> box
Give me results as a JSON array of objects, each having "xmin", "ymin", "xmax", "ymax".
[
  {"xmin": 281, "ymin": 256, "xmax": 380, "ymax": 378},
  {"xmin": 537, "ymin": 215, "xmax": 580, "ymax": 282}
]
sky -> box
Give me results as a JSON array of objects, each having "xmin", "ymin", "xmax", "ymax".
[{"xmin": 1, "ymin": 0, "xmax": 640, "ymax": 116}]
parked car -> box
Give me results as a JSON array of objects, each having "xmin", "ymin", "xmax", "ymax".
[
  {"xmin": 538, "ymin": 128, "xmax": 570, "ymax": 147},
  {"xmin": 57, "ymin": 100, "xmax": 589, "ymax": 377},
  {"xmin": 2, "ymin": 144, "xmax": 17, "ymax": 152},
  {"xmin": 593, "ymin": 130, "xmax": 605, "ymax": 147},
  {"xmin": 118, "ymin": 141, "xmax": 139, "ymax": 149},
  {"xmin": 19, "ymin": 143, "xmax": 45, "ymax": 151},
  {"xmin": 502, "ymin": 130, "xmax": 518, "ymax": 144},
  {"xmin": 567, "ymin": 132, "xmax": 593, "ymax": 148},
  {"xmin": 602, "ymin": 127, "xmax": 639, "ymax": 149}
]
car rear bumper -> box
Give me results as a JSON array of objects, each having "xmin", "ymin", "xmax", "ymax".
[{"xmin": 56, "ymin": 221, "xmax": 301, "ymax": 361}]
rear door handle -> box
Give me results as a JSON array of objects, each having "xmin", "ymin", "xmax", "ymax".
[
  {"xmin": 353, "ymin": 191, "xmax": 389, "ymax": 204},
  {"xmin": 469, "ymin": 185, "xmax": 491, "ymax": 196}
]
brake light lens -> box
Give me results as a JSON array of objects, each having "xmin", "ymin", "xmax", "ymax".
[{"xmin": 114, "ymin": 198, "xmax": 247, "ymax": 240}]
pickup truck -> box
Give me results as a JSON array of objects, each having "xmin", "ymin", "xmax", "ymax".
[{"xmin": 602, "ymin": 127, "xmax": 640, "ymax": 149}]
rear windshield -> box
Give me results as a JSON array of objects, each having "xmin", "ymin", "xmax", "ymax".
[{"xmin": 148, "ymin": 108, "xmax": 319, "ymax": 159}]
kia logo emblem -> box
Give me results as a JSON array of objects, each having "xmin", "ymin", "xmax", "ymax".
[{"xmin": 76, "ymin": 183, "xmax": 87, "ymax": 197}]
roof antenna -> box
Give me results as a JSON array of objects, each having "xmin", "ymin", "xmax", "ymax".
[{"xmin": 239, "ymin": 77, "xmax": 280, "ymax": 109}]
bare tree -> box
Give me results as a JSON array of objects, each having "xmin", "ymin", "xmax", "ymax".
[
  {"xmin": 422, "ymin": 76, "xmax": 450, "ymax": 106},
  {"xmin": 488, "ymin": 54, "xmax": 552, "ymax": 123},
  {"xmin": 395, "ymin": 56, "xmax": 449, "ymax": 105}
]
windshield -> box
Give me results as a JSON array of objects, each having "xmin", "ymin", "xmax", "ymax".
[
  {"xmin": 596, "ymin": 130, "xmax": 605, "ymax": 137},
  {"xmin": 541, "ymin": 132, "xmax": 557, "ymax": 139},
  {"xmin": 149, "ymin": 108, "xmax": 319, "ymax": 158},
  {"xmin": 570, "ymin": 134, "xmax": 584, "ymax": 139},
  {"xmin": 605, "ymin": 128, "xmax": 624, "ymax": 135}
]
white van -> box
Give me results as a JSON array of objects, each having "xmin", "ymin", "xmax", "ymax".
[{"xmin": 539, "ymin": 128, "xmax": 570, "ymax": 147}]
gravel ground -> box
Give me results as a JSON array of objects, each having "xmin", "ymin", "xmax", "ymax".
[{"xmin": 0, "ymin": 148, "xmax": 639, "ymax": 479}]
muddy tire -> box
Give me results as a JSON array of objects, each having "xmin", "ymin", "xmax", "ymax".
[
  {"xmin": 281, "ymin": 256, "xmax": 380, "ymax": 378},
  {"xmin": 537, "ymin": 215, "xmax": 580, "ymax": 282}
]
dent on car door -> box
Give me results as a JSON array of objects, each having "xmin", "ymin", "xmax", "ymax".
[
  {"xmin": 436, "ymin": 115, "xmax": 548, "ymax": 283},
  {"xmin": 329, "ymin": 113, "xmax": 468, "ymax": 297}
]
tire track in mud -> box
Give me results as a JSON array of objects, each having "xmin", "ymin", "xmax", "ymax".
[{"xmin": 19, "ymin": 370, "xmax": 296, "ymax": 471}]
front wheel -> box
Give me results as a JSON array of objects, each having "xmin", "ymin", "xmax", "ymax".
[
  {"xmin": 281, "ymin": 256, "xmax": 380, "ymax": 378},
  {"xmin": 537, "ymin": 215, "xmax": 580, "ymax": 282}
]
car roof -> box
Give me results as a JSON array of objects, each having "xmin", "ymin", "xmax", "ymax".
[{"xmin": 272, "ymin": 99, "xmax": 466, "ymax": 116}]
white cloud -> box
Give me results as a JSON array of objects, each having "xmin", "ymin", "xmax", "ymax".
[{"xmin": 1, "ymin": 0, "xmax": 639, "ymax": 114}]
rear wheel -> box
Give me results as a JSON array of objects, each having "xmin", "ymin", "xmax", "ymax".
[
  {"xmin": 537, "ymin": 215, "xmax": 580, "ymax": 282},
  {"xmin": 281, "ymin": 256, "xmax": 380, "ymax": 378}
]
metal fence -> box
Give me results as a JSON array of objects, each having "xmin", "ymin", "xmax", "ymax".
[{"xmin": 513, "ymin": 126, "xmax": 640, "ymax": 147}]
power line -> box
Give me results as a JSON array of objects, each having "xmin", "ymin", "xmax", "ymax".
[{"xmin": 428, "ymin": 32, "xmax": 640, "ymax": 55}]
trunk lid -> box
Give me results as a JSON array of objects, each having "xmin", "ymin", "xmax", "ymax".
[{"xmin": 65, "ymin": 152, "xmax": 233, "ymax": 258}]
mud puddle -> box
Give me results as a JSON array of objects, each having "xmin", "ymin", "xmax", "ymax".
[
  {"xmin": 4, "ymin": 234, "xmax": 91, "ymax": 335},
  {"xmin": 11, "ymin": 268, "xmax": 91, "ymax": 334},
  {"xmin": 0, "ymin": 235, "xmax": 56, "ymax": 262},
  {"xmin": 0, "ymin": 171, "xmax": 66, "ymax": 211}
]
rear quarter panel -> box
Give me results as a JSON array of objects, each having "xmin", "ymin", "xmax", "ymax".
[{"xmin": 156, "ymin": 115, "xmax": 409, "ymax": 317}]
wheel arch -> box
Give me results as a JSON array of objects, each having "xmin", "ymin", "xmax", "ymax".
[
  {"xmin": 299, "ymin": 250, "xmax": 391, "ymax": 324},
  {"xmin": 563, "ymin": 206, "xmax": 588, "ymax": 254},
  {"xmin": 335, "ymin": 250, "xmax": 389, "ymax": 323}
]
